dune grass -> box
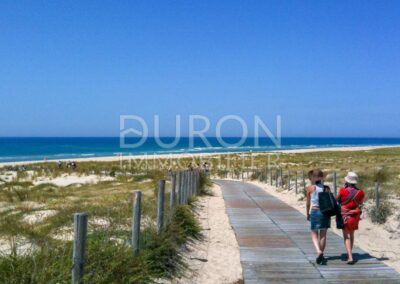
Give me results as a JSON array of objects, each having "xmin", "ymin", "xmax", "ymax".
[
  {"xmin": 211, "ymin": 147, "xmax": 400, "ymax": 196},
  {"xmin": 0, "ymin": 163, "xmax": 206, "ymax": 283}
]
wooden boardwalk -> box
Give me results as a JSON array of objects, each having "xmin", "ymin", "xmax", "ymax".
[{"xmin": 215, "ymin": 179, "xmax": 400, "ymax": 284}]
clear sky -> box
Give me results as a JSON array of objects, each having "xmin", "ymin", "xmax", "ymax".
[{"xmin": 0, "ymin": 1, "xmax": 399, "ymax": 137}]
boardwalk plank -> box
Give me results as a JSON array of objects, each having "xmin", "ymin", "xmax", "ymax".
[{"xmin": 215, "ymin": 180, "xmax": 400, "ymax": 284}]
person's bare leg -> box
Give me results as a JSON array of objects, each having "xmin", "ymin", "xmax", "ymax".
[
  {"xmin": 319, "ymin": 229, "xmax": 327, "ymax": 253},
  {"xmin": 342, "ymin": 229, "xmax": 353, "ymax": 261},
  {"xmin": 311, "ymin": 231, "xmax": 322, "ymax": 256},
  {"xmin": 350, "ymin": 231, "xmax": 355, "ymax": 249}
]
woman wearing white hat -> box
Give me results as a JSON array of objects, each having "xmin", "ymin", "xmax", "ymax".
[{"xmin": 337, "ymin": 172, "xmax": 365, "ymax": 265}]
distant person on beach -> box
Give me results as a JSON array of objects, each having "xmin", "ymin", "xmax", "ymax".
[
  {"xmin": 204, "ymin": 162, "xmax": 209, "ymax": 174},
  {"xmin": 337, "ymin": 172, "xmax": 365, "ymax": 265},
  {"xmin": 306, "ymin": 169, "xmax": 330, "ymax": 265}
]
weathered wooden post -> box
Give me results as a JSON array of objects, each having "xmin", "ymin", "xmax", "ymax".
[
  {"xmin": 189, "ymin": 170, "xmax": 194, "ymax": 197},
  {"xmin": 295, "ymin": 171, "xmax": 298, "ymax": 194},
  {"xmin": 195, "ymin": 170, "xmax": 200, "ymax": 195},
  {"xmin": 195, "ymin": 170, "xmax": 198, "ymax": 195},
  {"xmin": 269, "ymin": 168, "xmax": 272, "ymax": 185},
  {"xmin": 275, "ymin": 169, "xmax": 278, "ymax": 187},
  {"xmin": 264, "ymin": 168, "xmax": 268, "ymax": 183},
  {"xmin": 375, "ymin": 182, "xmax": 380, "ymax": 208},
  {"xmin": 178, "ymin": 171, "xmax": 183, "ymax": 204},
  {"xmin": 197, "ymin": 170, "xmax": 201, "ymax": 194},
  {"xmin": 181, "ymin": 171, "xmax": 186, "ymax": 204},
  {"xmin": 287, "ymin": 171, "xmax": 291, "ymax": 191},
  {"xmin": 302, "ymin": 171, "xmax": 306, "ymax": 193},
  {"xmin": 185, "ymin": 171, "xmax": 189, "ymax": 203},
  {"xmin": 186, "ymin": 170, "xmax": 191, "ymax": 198},
  {"xmin": 333, "ymin": 172, "xmax": 337, "ymax": 196},
  {"xmin": 280, "ymin": 167, "xmax": 283, "ymax": 187},
  {"xmin": 72, "ymin": 213, "xmax": 88, "ymax": 284},
  {"xmin": 132, "ymin": 191, "xmax": 141, "ymax": 255},
  {"xmin": 170, "ymin": 173, "xmax": 176, "ymax": 210},
  {"xmin": 191, "ymin": 171, "xmax": 195, "ymax": 196},
  {"xmin": 157, "ymin": 180, "xmax": 165, "ymax": 234},
  {"xmin": 190, "ymin": 170, "xmax": 193, "ymax": 196}
]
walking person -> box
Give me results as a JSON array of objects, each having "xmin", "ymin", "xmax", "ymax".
[
  {"xmin": 337, "ymin": 172, "xmax": 365, "ymax": 265},
  {"xmin": 306, "ymin": 169, "xmax": 331, "ymax": 264}
]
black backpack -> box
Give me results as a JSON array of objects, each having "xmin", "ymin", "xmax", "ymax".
[{"xmin": 318, "ymin": 186, "xmax": 339, "ymax": 217}]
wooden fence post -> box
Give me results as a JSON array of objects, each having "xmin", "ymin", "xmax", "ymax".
[
  {"xmin": 157, "ymin": 180, "xmax": 165, "ymax": 234},
  {"xmin": 269, "ymin": 168, "xmax": 272, "ymax": 185},
  {"xmin": 181, "ymin": 171, "xmax": 186, "ymax": 204},
  {"xmin": 302, "ymin": 171, "xmax": 306, "ymax": 193},
  {"xmin": 170, "ymin": 173, "xmax": 176, "ymax": 210},
  {"xmin": 132, "ymin": 191, "xmax": 141, "ymax": 255},
  {"xmin": 333, "ymin": 172, "xmax": 337, "ymax": 196},
  {"xmin": 196, "ymin": 170, "xmax": 200, "ymax": 194},
  {"xmin": 280, "ymin": 167, "xmax": 283, "ymax": 187},
  {"xmin": 275, "ymin": 169, "xmax": 278, "ymax": 187},
  {"xmin": 295, "ymin": 171, "xmax": 298, "ymax": 194},
  {"xmin": 186, "ymin": 171, "xmax": 191, "ymax": 198},
  {"xmin": 72, "ymin": 213, "xmax": 88, "ymax": 284},
  {"xmin": 196, "ymin": 171, "xmax": 199, "ymax": 194},
  {"xmin": 287, "ymin": 171, "xmax": 291, "ymax": 191},
  {"xmin": 178, "ymin": 171, "xmax": 183, "ymax": 204},
  {"xmin": 375, "ymin": 182, "xmax": 380, "ymax": 208},
  {"xmin": 185, "ymin": 170, "xmax": 190, "ymax": 202},
  {"xmin": 192, "ymin": 171, "xmax": 196, "ymax": 196},
  {"xmin": 262, "ymin": 168, "xmax": 268, "ymax": 183},
  {"xmin": 189, "ymin": 170, "xmax": 194, "ymax": 197},
  {"xmin": 185, "ymin": 170, "xmax": 190, "ymax": 203}
]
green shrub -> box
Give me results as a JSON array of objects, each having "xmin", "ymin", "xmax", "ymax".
[{"xmin": 368, "ymin": 202, "xmax": 392, "ymax": 224}]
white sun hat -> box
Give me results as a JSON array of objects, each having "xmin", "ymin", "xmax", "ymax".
[{"xmin": 345, "ymin": 172, "xmax": 358, "ymax": 184}]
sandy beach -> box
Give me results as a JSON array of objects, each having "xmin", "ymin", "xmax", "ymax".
[
  {"xmin": 168, "ymin": 184, "xmax": 242, "ymax": 284},
  {"xmin": 1, "ymin": 145, "xmax": 400, "ymax": 167}
]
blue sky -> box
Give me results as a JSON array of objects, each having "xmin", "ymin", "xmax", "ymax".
[{"xmin": 0, "ymin": 1, "xmax": 399, "ymax": 137}]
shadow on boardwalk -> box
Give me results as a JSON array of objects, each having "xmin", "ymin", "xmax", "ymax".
[{"xmin": 214, "ymin": 179, "xmax": 400, "ymax": 284}]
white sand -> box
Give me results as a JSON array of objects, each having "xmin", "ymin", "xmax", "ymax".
[
  {"xmin": 271, "ymin": 145, "xmax": 400, "ymax": 154},
  {"xmin": 249, "ymin": 180, "xmax": 400, "ymax": 273},
  {"xmin": 22, "ymin": 209, "xmax": 58, "ymax": 224},
  {"xmin": 0, "ymin": 237, "xmax": 36, "ymax": 256},
  {"xmin": 170, "ymin": 184, "xmax": 242, "ymax": 284},
  {"xmin": 52, "ymin": 226, "xmax": 74, "ymax": 241},
  {"xmin": 0, "ymin": 171, "xmax": 17, "ymax": 182},
  {"xmin": 1, "ymin": 145, "xmax": 399, "ymax": 168},
  {"xmin": 33, "ymin": 174, "xmax": 114, "ymax": 187}
]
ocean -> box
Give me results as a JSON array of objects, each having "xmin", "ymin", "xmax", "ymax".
[{"xmin": 1, "ymin": 137, "xmax": 400, "ymax": 163}]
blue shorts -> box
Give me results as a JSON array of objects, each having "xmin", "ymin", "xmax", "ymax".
[{"xmin": 310, "ymin": 208, "xmax": 331, "ymax": 231}]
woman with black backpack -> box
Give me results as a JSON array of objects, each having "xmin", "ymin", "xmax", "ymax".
[{"xmin": 306, "ymin": 169, "xmax": 331, "ymax": 265}]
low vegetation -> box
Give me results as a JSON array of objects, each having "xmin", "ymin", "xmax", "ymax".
[
  {"xmin": 0, "ymin": 147, "xmax": 399, "ymax": 281},
  {"xmin": 0, "ymin": 161, "xmax": 208, "ymax": 283},
  {"xmin": 211, "ymin": 147, "xmax": 400, "ymax": 223}
]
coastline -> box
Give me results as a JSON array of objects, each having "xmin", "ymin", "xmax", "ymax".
[{"xmin": 1, "ymin": 145, "xmax": 400, "ymax": 167}]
